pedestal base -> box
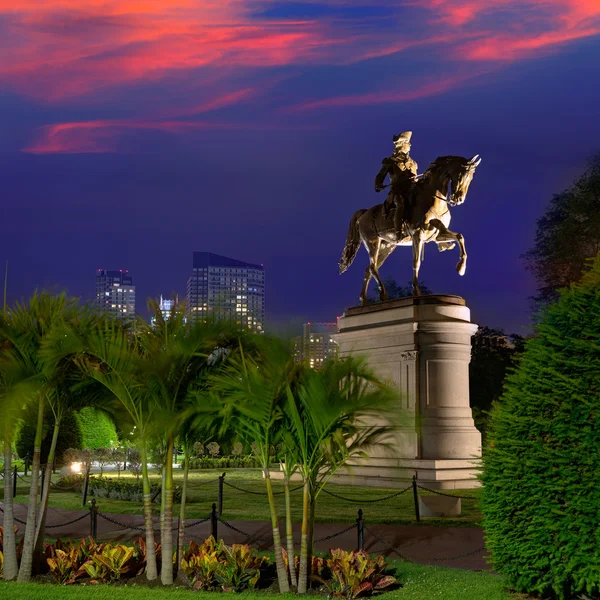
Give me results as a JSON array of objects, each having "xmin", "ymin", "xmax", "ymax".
[{"xmin": 332, "ymin": 295, "xmax": 482, "ymax": 488}]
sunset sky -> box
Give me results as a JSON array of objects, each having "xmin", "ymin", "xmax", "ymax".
[{"xmin": 1, "ymin": 0, "xmax": 600, "ymax": 334}]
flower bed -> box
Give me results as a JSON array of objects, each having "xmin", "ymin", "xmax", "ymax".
[{"xmin": 1, "ymin": 527, "xmax": 398, "ymax": 596}]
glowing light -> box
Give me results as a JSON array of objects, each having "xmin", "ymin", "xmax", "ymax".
[{"xmin": 70, "ymin": 462, "xmax": 82, "ymax": 474}]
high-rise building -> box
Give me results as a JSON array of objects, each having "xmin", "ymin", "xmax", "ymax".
[
  {"xmin": 294, "ymin": 322, "xmax": 338, "ymax": 369},
  {"xmin": 95, "ymin": 269, "xmax": 135, "ymax": 322},
  {"xmin": 150, "ymin": 295, "xmax": 180, "ymax": 328},
  {"xmin": 186, "ymin": 252, "xmax": 265, "ymax": 332}
]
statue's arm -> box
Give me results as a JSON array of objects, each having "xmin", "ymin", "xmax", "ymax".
[{"xmin": 374, "ymin": 161, "xmax": 390, "ymax": 192}]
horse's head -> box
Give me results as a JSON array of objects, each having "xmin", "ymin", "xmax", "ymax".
[{"xmin": 449, "ymin": 155, "xmax": 481, "ymax": 206}]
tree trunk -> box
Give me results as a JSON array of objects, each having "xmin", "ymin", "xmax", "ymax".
[
  {"xmin": 297, "ymin": 479, "xmax": 310, "ymax": 594},
  {"xmin": 308, "ymin": 495, "xmax": 316, "ymax": 582},
  {"xmin": 140, "ymin": 443, "xmax": 158, "ymax": 581},
  {"xmin": 160, "ymin": 460, "xmax": 166, "ymax": 542},
  {"xmin": 2, "ymin": 437, "xmax": 18, "ymax": 580},
  {"xmin": 284, "ymin": 474, "xmax": 297, "ymax": 588},
  {"xmin": 264, "ymin": 468, "xmax": 290, "ymax": 593},
  {"xmin": 33, "ymin": 420, "xmax": 60, "ymax": 570},
  {"xmin": 17, "ymin": 397, "xmax": 44, "ymax": 582},
  {"xmin": 160, "ymin": 435, "xmax": 174, "ymax": 585},
  {"xmin": 176, "ymin": 446, "xmax": 190, "ymax": 576}
]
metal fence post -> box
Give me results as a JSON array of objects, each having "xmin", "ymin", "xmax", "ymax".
[
  {"xmin": 356, "ymin": 509, "xmax": 364, "ymax": 551},
  {"xmin": 211, "ymin": 502, "xmax": 218, "ymax": 540},
  {"xmin": 24, "ymin": 454, "xmax": 29, "ymax": 476},
  {"xmin": 90, "ymin": 498, "xmax": 98, "ymax": 538},
  {"xmin": 218, "ymin": 472, "xmax": 225, "ymax": 517},
  {"xmin": 82, "ymin": 464, "xmax": 91, "ymax": 507},
  {"xmin": 412, "ymin": 475, "xmax": 420, "ymax": 523}
]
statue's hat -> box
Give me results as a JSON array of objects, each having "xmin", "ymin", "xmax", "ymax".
[{"xmin": 393, "ymin": 131, "xmax": 412, "ymax": 143}]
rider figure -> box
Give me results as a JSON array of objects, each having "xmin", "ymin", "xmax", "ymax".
[{"xmin": 375, "ymin": 131, "xmax": 418, "ymax": 237}]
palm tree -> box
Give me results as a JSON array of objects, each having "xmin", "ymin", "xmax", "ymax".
[
  {"xmin": 283, "ymin": 357, "xmax": 399, "ymax": 594},
  {"xmin": 209, "ymin": 338, "xmax": 294, "ymax": 593},
  {"xmin": 133, "ymin": 300, "xmax": 243, "ymax": 585},
  {"xmin": 0, "ymin": 291, "xmax": 80, "ymax": 582},
  {"xmin": 54, "ymin": 317, "xmax": 161, "ymax": 581},
  {"xmin": 0, "ymin": 314, "xmax": 33, "ymax": 581}
]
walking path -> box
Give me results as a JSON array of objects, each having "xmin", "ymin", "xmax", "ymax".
[{"xmin": 2, "ymin": 502, "xmax": 489, "ymax": 572}]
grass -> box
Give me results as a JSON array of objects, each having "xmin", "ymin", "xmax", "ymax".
[
  {"xmin": 2, "ymin": 469, "xmax": 482, "ymax": 527},
  {"xmin": 0, "ymin": 561, "xmax": 529, "ymax": 599}
]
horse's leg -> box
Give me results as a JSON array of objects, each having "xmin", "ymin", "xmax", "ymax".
[
  {"xmin": 372, "ymin": 241, "xmax": 395, "ymax": 301},
  {"xmin": 411, "ymin": 232, "xmax": 424, "ymax": 296},
  {"xmin": 359, "ymin": 240, "xmax": 376, "ymax": 306},
  {"xmin": 434, "ymin": 224, "xmax": 467, "ymax": 275}
]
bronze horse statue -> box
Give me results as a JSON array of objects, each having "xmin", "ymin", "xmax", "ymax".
[{"xmin": 339, "ymin": 155, "xmax": 481, "ymax": 305}]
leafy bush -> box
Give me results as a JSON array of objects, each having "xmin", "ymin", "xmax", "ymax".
[
  {"xmin": 16, "ymin": 409, "xmax": 82, "ymax": 464},
  {"xmin": 206, "ymin": 442, "xmax": 220, "ymax": 458},
  {"xmin": 45, "ymin": 537, "xmax": 145, "ymax": 584},
  {"xmin": 188, "ymin": 456, "xmax": 262, "ymax": 470},
  {"xmin": 56, "ymin": 475, "xmax": 182, "ymax": 503},
  {"xmin": 481, "ymin": 255, "xmax": 600, "ymax": 600},
  {"xmin": 180, "ymin": 537, "xmax": 268, "ymax": 592},
  {"xmin": 319, "ymin": 549, "xmax": 397, "ymax": 599},
  {"xmin": 75, "ymin": 408, "xmax": 118, "ymax": 450}
]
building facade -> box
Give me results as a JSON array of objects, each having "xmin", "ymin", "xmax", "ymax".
[
  {"xmin": 95, "ymin": 269, "xmax": 135, "ymax": 322},
  {"xmin": 150, "ymin": 295, "xmax": 180, "ymax": 328},
  {"xmin": 186, "ymin": 252, "xmax": 265, "ymax": 333},
  {"xmin": 294, "ymin": 322, "xmax": 338, "ymax": 369}
]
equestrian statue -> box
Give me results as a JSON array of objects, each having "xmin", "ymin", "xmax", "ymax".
[{"xmin": 339, "ymin": 131, "xmax": 481, "ymax": 305}]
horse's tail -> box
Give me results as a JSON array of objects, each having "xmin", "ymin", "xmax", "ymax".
[{"xmin": 339, "ymin": 209, "xmax": 367, "ymax": 274}]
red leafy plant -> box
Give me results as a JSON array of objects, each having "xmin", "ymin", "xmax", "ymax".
[{"xmin": 315, "ymin": 549, "xmax": 398, "ymax": 600}]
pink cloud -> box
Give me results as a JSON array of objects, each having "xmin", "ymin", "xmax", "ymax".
[{"xmin": 288, "ymin": 72, "xmax": 486, "ymax": 112}]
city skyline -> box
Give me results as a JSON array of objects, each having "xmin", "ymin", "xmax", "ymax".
[{"xmin": 2, "ymin": 2, "xmax": 600, "ymax": 335}]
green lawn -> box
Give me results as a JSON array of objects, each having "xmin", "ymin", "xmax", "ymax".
[
  {"xmin": 2, "ymin": 469, "xmax": 481, "ymax": 527},
  {"xmin": 0, "ymin": 561, "xmax": 527, "ymax": 599}
]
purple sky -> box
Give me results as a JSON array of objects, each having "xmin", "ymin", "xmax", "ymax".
[{"xmin": 1, "ymin": 1, "xmax": 600, "ymax": 335}]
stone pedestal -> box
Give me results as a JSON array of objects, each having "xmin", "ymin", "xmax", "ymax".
[{"xmin": 332, "ymin": 295, "xmax": 482, "ymax": 489}]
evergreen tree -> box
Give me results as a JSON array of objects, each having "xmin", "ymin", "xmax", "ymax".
[
  {"xmin": 523, "ymin": 153, "xmax": 600, "ymax": 306},
  {"xmin": 481, "ymin": 254, "xmax": 600, "ymax": 599}
]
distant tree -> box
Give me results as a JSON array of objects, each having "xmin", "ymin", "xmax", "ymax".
[
  {"xmin": 16, "ymin": 408, "xmax": 83, "ymax": 465},
  {"xmin": 481, "ymin": 253, "xmax": 600, "ymax": 599},
  {"xmin": 469, "ymin": 327, "xmax": 525, "ymax": 438},
  {"xmin": 523, "ymin": 153, "xmax": 600, "ymax": 306},
  {"xmin": 368, "ymin": 276, "xmax": 432, "ymax": 303},
  {"xmin": 76, "ymin": 407, "xmax": 118, "ymax": 450}
]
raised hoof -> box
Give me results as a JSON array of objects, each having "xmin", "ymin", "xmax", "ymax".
[{"xmin": 456, "ymin": 260, "xmax": 467, "ymax": 276}]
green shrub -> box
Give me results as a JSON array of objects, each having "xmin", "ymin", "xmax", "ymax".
[
  {"xmin": 180, "ymin": 537, "xmax": 268, "ymax": 592},
  {"xmin": 76, "ymin": 408, "xmax": 118, "ymax": 450},
  {"xmin": 321, "ymin": 549, "xmax": 397, "ymax": 599},
  {"xmin": 481, "ymin": 255, "xmax": 600, "ymax": 600},
  {"xmin": 16, "ymin": 409, "xmax": 82, "ymax": 464},
  {"xmin": 188, "ymin": 455, "xmax": 262, "ymax": 470},
  {"xmin": 56, "ymin": 475, "xmax": 182, "ymax": 503}
]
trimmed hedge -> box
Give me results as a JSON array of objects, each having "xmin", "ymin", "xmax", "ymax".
[
  {"xmin": 76, "ymin": 407, "xmax": 118, "ymax": 450},
  {"xmin": 57, "ymin": 475, "xmax": 182, "ymax": 503},
  {"xmin": 188, "ymin": 456, "xmax": 262, "ymax": 470},
  {"xmin": 481, "ymin": 255, "xmax": 600, "ymax": 600}
]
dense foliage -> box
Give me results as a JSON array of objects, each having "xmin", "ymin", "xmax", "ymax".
[
  {"xmin": 188, "ymin": 456, "xmax": 262, "ymax": 470},
  {"xmin": 469, "ymin": 327, "xmax": 524, "ymax": 438},
  {"xmin": 523, "ymin": 153, "xmax": 600, "ymax": 306},
  {"xmin": 16, "ymin": 409, "xmax": 82, "ymax": 464},
  {"xmin": 481, "ymin": 255, "xmax": 600, "ymax": 599},
  {"xmin": 75, "ymin": 408, "xmax": 118, "ymax": 450},
  {"xmin": 368, "ymin": 276, "xmax": 432, "ymax": 302}
]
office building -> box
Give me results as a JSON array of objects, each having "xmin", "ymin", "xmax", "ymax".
[
  {"xmin": 186, "ymin": 252, "xmax": 265, "ymax": 332},
  {"xmin": 95, "ymin": 269, "xmax": 135, "ymax": 322},
  {"xmin": 150, "ymin": 295, "xmax": 180, "ymax": 328},
  {"xmin": 294, "ymin": 322, "xmax": 338, "ymax": 369}
]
